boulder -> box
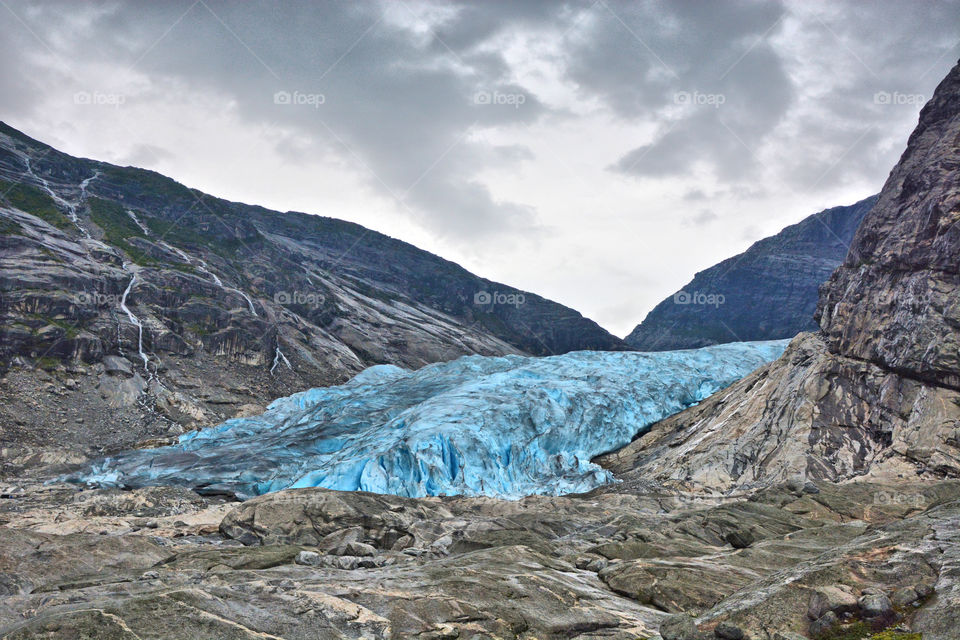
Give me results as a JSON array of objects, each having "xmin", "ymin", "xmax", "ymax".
[
  {"xmin": 714, "ymin": 622, "xmax": 745, "ymax": 639},
  {"xmin": 809, "ymin": 611, "xmax": 837, "ymax": 637},
  {"xmin": 660, "ymin": 614, "xmax": 699, "ymax": 640},
  {"xmin": 859, "ymin": 592, "xmax": 893, "ymax": 618},
  {"xmin": 891, "ymin": 586, "xmax": 920, "ymax": 608},
  {"xmin": 102, "ymin": 355, "xmax": 133, "ymax": 377},
  {"xmin": 807, "ymin": 586, "xmax": 858, "ymax": 620},
  {"xmin": 295, "ymin": 550, "xmax": 322, "ymax": 566}
]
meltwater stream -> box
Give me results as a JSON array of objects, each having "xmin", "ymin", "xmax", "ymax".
[{"xmin": 70, "ymin": 340, "xmax": 788, "ymax": 499}]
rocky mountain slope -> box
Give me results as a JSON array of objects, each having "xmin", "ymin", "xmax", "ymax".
[
  {"xmin": 0, "ymin": 122, "xmax": 626, "ymax": 473},
  {"xmin": 625, "ymin": 196, "xmax": 877, "ymax": 351}
]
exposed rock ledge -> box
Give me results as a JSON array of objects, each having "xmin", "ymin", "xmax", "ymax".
[{"xmin": 598, "ymin": 332, "xmax": 960, "ymax": 493}]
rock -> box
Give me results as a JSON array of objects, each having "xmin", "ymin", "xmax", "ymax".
[
  {"xmin": 422, "ymin": 625, "xmax": 460, "ymax": 639},
  {"xmin": 802, "ymin": 481, "xmax": 820, "ymax": 494},
  {"xmin": 659, "ymin": 614, "xmax": 699, "ymax": 640},
  {"xmin": 724, "ymin": 527, "xmax": 756, "ymax": 549},
  {"xmin": 859, "ymin": 592, "xmax": 893, "ymax": 618},
  {"xmin": 714, "ymin": 622, "xmax": 745, "ymax": 639},
  {"xmin": 334, "ymin": 556, "xmax": 360, "ymax": 570},
  {"xmin": 332, "ymin": 541, "xmax": 377, "ymax": 557},
  {"xmin": 295, "ymin": 550, "xmax": 321, "ymax": 566},
  {"xmin": 807, "ymin": 587, "xmax": 858, "ymax": 620},
  {"xmin": 809, "ymin": 611, "xmax": 838, "ymax": 637},
  {"xmin": 102, "ymin": 356, "xmax": 133, "ymax": 378},
  {"xmin": 891, "ymin": 586, "xmax": 920, "ymax": 608}
]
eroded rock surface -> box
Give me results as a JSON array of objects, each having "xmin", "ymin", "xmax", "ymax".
[{"xmin": 1, "ymin": 480, "xmax": 957, "ymax": 639}]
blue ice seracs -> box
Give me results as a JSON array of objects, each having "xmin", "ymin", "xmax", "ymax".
[{"xmin": 71, "ymin": 340, "xmax": 788, "ymax": 499}]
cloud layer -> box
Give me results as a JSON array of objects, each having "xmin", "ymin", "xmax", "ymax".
[{"xmin": 1, "ymin": 0, "xmax": 957, "ymax": 334}]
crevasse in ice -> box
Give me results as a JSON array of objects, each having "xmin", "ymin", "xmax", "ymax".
[{"xmin": 69, "ymin": 340, "xmax": 788, "ymax": 499}]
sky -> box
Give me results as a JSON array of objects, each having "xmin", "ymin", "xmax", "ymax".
[{"xmin": 1, "ymin": 0, "xmax": 958, "ymax": 337}]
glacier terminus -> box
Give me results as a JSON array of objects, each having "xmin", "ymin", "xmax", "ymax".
[{"xmin": 70, "ymin": 340, "xmax": 788, "ymax": 499}]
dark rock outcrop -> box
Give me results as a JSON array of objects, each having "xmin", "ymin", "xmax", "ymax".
[
  {"xmin": 625, "ymin": 196, "xmax": 876, "ymax": 351},
  {"xmin": 816, "ymin": 64, "xmax": 960, "ymax": 391}
]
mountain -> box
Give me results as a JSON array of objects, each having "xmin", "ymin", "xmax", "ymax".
[
  {"xmin": 624, "ymin": 195, "xmax": 877, "ymax": 350},
  {"xmin": 0, "ymin": 122, "xmax": 626, "ymax": 472}
]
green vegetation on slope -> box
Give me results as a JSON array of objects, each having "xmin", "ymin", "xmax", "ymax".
[
  {"xmin": 0, "ymin": 217, "xmax": 23, "ymax": 235},
  {"xmin": 87, "ymin": 197, "xmax": 157, "ymax": 266},
  {"xmin": 0, "ymin": 178, "xmax": 71, "ymax": 230}
]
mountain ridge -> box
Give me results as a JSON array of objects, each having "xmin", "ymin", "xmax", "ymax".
[
  {"xmin": 0, "ymin": 121, "xmax": 626, "ymax": 473},
  {"xmin": 625, "ymin": 195, "xmax": 878, "ymax": 350}
]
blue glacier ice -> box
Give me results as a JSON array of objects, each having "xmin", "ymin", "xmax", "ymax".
[{"xmin": 69, "ymin": 340, "xmax": 787, "ymax": 499}]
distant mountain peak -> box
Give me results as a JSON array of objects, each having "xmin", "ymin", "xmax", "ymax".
[{"xmin": 624, "ymin": 194, "xmax": 878, "ymax": 351}]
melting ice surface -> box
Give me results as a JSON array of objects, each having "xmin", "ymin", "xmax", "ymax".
[{"xmin": 72, "ymin": 340, "xmax": 788, "ymax": 499}]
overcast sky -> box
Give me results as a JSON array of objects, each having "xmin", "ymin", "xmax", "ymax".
[{"xmin": 2, "ymin": 0, "xmax": 958, "ymax": 336}]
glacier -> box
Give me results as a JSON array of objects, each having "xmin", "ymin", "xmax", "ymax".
[{"xmin": 69, "ymin": 340, "xmax": 788, "ymax": 499}]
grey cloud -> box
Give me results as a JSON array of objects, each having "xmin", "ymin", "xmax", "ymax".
[
  {"xmin": 2, "ymin": 0, "xmax": 958, "ymax": 262},
  {"xmin": 685, "ymin": 209, "xmax": 718, "ymax": 226},
  {"xmin": 594, "ymin": 0, "xmax": 958, "ymax": 191},
  {"xmin": 119, "ymin": 143, "xmax": 175, "ymax": 167},
  {"xmin": 1, "ymin": 0, "xmax": 556, "ymax": 241}
]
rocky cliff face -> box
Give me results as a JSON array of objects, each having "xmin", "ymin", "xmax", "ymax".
[
  {"xmin": 817, "ymin": 66, "xmax": 960, "ymax": 391},
  {"xmin": 604, "ymin": 60, "xmax": 960, "ymax": 493},
  {"xmin": 625, "ymin": 196, "xmax": 876, "ymax": 351},
  {"xmin": 0, "ymin": 123, "xmax": 626, "ymax": 472}
]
